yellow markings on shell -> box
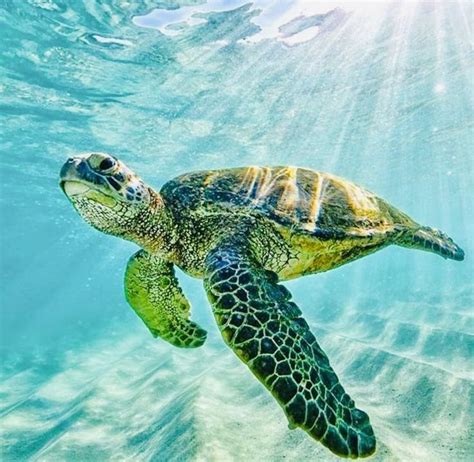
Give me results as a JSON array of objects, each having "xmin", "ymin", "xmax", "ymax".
[
  {"xmin": 254, "ymin": 167, "xmax": 274, "ymax": 202},
  {"xmin": 235, "ymin": 168, "xmax": 393, "ymax": 235},
  {"xmin": 329, "ymin": 174, "xmax": 379, "ymax": 217},
  {"xmin": 240, "ymin": 166, "xmax": 302, "ymax": 217},
  {"xmin": 204, "ymin": 171, "xmax": 219, "ymax": 186},
  {"xmin": 239, "ymin": 166, "xmax": 275, "ymax": 206},
  {"xmin": 277, "ymin": 167, "xmax": 299, "ymax": 213},
  {"xmin": 240, "ymin": 166, "xmax": 261, "ymax": 198},
  {"xmin": 302, "ymin": 173, "xmax": 325, "ymax": 232}
]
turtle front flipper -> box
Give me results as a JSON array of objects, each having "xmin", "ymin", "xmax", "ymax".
[
  {"xmin": 125, "ymin": 250, "xmax": 207, "ymax": 348},
  {"xmin": 204, "ymin": 240, "xmax": 376, "ymax": 459}
]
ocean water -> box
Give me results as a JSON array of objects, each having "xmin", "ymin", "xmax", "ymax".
[{"xmin": 1, "ymin": 0, "xmax": 473, "ymax": 460}]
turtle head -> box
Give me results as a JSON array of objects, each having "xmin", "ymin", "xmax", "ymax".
[{"xmin": 60, "ymin": 153, "xmax": 154, "ymax": 239}]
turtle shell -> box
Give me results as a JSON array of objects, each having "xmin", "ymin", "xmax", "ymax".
[{"xmin": 160, "ymin": 166, "xmax": 415, "ymax": 238}]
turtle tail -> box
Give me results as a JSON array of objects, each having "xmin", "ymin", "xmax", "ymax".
[{"xmin": 396, "ymin": 226, "xmax": 465, "ymax": 261}]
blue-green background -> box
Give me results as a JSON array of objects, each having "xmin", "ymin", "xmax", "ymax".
[{"xmin": 1, "ymin": 1, "xmax": 472, "ymax": 460}]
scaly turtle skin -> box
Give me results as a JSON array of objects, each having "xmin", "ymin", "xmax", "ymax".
[{"xmin": 60, "ymin": 153, "xmax": 464, "ymax": 459}]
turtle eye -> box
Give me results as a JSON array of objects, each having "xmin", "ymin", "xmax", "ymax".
[{"xmin": 99, "ymin": 157, "xmax": 116, "ymax": 171}]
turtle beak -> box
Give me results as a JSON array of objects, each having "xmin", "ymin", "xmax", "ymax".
[
  {"xmin": 60, "ymin": 156, "xmax": 81, "ymax": 180},
  {"xmin": 59, "ymin": 156, "xmax": 93, "ymax": 197}
]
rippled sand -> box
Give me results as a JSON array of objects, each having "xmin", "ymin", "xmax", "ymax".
[{"xmin": 2, "ymin": 285, "xmax": 472, "ymax": 461}]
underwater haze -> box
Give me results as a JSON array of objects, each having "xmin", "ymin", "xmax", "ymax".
[{"xmin": 1, "ymin": 0, "xmax": 473, "ymax": 460}]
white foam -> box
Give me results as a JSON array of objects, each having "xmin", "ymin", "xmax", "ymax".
[{"xmin": 133, "ymin": 0, "xmax": 392, "ymax": 45}]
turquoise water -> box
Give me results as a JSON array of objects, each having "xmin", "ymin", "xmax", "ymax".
[{"xmin": 1, "ymin": 1, "xmax": 473, "ymax": 460}]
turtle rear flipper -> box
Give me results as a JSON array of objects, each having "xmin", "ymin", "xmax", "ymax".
[
  {"xmin": 125, "ymin": 250, "xmax": 207, "ymax": 348},
  {"xmin": 204, "ymin": 238, "xmax": 376, "ymax": 459},
  {"xmin": 397, "ymin": 226, "xmax": 465, "ymax": 261}
]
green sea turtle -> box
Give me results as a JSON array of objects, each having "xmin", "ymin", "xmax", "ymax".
[{"xmin": 60, "ymin": 153, "xmax": 464, "ymax": 458}]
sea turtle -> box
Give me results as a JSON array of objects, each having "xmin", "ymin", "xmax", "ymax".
[{"xmin": 60, "ymin": 153, "xmax": 464, "ymax": 459}]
